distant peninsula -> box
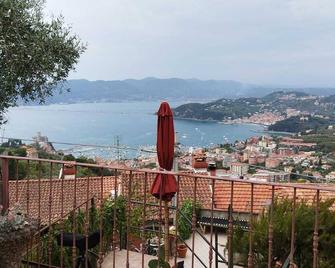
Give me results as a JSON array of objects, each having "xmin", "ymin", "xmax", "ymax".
[{"xmin": 174, "ymin": 91, "xmax": 335, "ymax": 133}]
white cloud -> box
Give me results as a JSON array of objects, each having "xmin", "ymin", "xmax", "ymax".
[{"xmin": 44, "ymin": 0, "xmax": 335, "ymax": 86}]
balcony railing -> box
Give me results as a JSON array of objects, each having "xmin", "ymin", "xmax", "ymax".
[{"xmin": 1, "ymin": 155, "xmax": 335, "ymax": 268}]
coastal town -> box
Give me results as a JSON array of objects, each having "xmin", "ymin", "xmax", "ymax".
[
  {"xmin": 133, "ymin": 134, "xmax": 335, "ymax": 183},
  {"xmin": 2, "ymin": 127, "xmax": 335, "ymax": 266},
  {"xmin": 2, "ymin": 128, "xmax": 335, "ymax": 184}
]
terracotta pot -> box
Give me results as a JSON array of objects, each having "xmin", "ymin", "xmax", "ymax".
[
  {"xmin": 177, "ymin": 244, "xmax": 187, "ymax": 258},
  {"xmin": 129, "ymin": 234, "xmax": 142, "ymax": 251}
]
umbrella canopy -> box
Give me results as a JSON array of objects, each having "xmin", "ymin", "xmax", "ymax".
[{"xmin": 150, "ymin": 102, "xmax": 177, "ymax": 201}]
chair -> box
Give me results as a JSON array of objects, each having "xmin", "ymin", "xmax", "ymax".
[{"xmin": 57, "ymin": 231, "xmax": 100, "ymax": 268}]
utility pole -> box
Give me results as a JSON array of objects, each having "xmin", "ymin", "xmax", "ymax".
[
  {"xmin": 114, "ymin": 135, "xmax": 121, "ymax": 166},
  {"xmin": 173, "ymin": 131, "xmax": 179, "ymax": 173},
  {"xmin": 173, "ymin": 131, "xmax": 179, "ymax": 226}
]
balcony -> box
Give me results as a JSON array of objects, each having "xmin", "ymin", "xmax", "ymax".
[{"xmin": 1, "ymin": 155, "xmax": 335, "ymax": 267}]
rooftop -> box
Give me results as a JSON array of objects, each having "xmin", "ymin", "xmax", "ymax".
[{"xmin": 1, "ymin": 155, "xmax": 335, "ymax": 267}]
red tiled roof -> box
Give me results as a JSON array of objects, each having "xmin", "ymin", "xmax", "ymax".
[
  {"xmin": 9, "ymin": 177, "xmax": 117, "ymax": 224},
  {"xmin": 9, "ymin": 171, "xmax": 335, "ymax": 225},
  {"xmin": 214, "ymin": 182, "xmax": 335, "ymax": 214},
  {"xmin": 276, "ymin": 187, "xmax": 335, "ymax": 209},
  {"xmin": 214, "ymin": 182, "xmax": 273, "ymax": 214},
  {"xmin": 121, "ymin": 172, "xmax": 335, "ymax": 215},
  {"xmin": 120, "ymin": 171, "xmax": 212, "ymax": 209}
]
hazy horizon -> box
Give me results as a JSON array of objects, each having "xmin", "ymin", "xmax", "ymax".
[
  {"xmin": 45, "ymin": 0, "xmax": 335, "ymax": 88},
  {"xmin": 64, "ymin": 77, "xmax": 335, "ymax": 89}
]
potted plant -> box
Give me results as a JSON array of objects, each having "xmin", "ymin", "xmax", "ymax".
[
  {"xmin": 148, "ymin": 246, "xmax": 171, "ymax": 268},
  {"xmin": 176, "ymin": 244, "xmax": 187, "ymax": 258},
  {"xmin": 176, "ymin": 199, "xmax": 202, "ymax": 258},
  {"xmin": 0, "ymin": 205, "xmax": 38, "ymax": 267},
  {"xmin": 170, "ymin": 224, "xmax": 187, "ymax": 258},
  {"xmin": 148, "ymin": 259, "xmax": 171, "ymax": 268}
]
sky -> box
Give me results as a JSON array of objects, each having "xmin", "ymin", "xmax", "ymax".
[{"xmin": 45, "ymin": 0, "xmax": 335, "ymax": 87}]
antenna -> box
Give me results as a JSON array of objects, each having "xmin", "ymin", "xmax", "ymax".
[{"xmin": 114, "ymin": 135, "xmax": 121, "ymax": 165}]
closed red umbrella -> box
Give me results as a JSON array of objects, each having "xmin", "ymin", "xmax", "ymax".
[
  {"xmin": 150, "ymin": 101, "xmax": 177, "ymax": 262},
  {"xmin": 150, "ymin": 102, "xmax": 177, "ymax": 201}
]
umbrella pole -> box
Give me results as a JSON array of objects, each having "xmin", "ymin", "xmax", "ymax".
[{"xmin": 164, "ymin": 200, "xmax": 169, "ymax": 262}]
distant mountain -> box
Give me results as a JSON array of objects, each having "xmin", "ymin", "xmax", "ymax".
[
  {"xmin": 41, "ymin": 78, "xmax": 261, "ymax": 104},
  {"xmin": 174, "ymin": 91, "xmax": 335, "ymax": 122},
  {"xmin": 24, "ymin": 78, "xmax": 335, "ymax": 104}
]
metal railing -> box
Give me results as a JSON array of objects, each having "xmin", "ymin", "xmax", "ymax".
[{"xmin": 1, "ymin": 155, "xmax": 335, "ymax": 268}]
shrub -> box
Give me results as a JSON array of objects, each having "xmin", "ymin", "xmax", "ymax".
[
  {"xmin": 177, "ymin": 199, "xmax": 202, "ymax": 241},
  {"xmin": 233, "ymin": 198, "xmax": 335, "ymax": 267}
]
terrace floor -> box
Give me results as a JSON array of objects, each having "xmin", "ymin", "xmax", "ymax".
[{"xmin": 102, "ymin": 233, "xmax": 240, "ymax": 267}]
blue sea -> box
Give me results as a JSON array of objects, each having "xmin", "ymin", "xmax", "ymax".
[{"xmin": 0, "ymin": 101, "xmax": 265, "ymax": 159}]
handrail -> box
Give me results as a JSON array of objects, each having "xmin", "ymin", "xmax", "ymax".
[
  {"xmin": 130, "ymin": 200, "xmax": 228, "ymax": 265},
  {"xmin": 178, "ymin": 235, "xmax": 208, "ymax": 267},
  {"xmin": 37, "ymin": 196, "xmax": 95, "ymax": 235},
  {"xmin": 177, "ymin": 207, "xmax": 228, "ymax": 264},
  {"xmin": 1, "ymin": 154, "xmax": 335, "ymax": 192},
  {"xmin": 25, "ymin": 197, "xmax": 97, "ymax": 260},
  {"xmin": 282, "ymin": 247, "xmax": 296, "ymax": 268},
  {"xmin": 0, "ymin": 154, "xmax": 330, "ymax": 267},
  {"xmin": 130, "ymin": 226, "xmax": 208, "ymax": 267},
  {"xmin": 21, "ymin": 260, "xmax": 60, "ymax": 268}
]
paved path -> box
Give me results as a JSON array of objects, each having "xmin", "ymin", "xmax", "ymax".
[
  {"xmin": 102, "ymin": 233, "xmax": 243, "ymax": 267},
  {"xmin": 181, "ymin": 232, "xmax": 229, "ymax": 267},
  {"xmin": 102, "ymin": 250, "xmax": 156, "ymax": 268}
]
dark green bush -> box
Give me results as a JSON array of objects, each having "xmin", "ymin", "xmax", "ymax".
[
  {"xmin": 233, "ymin": 198, "xmax": 335, "ymax": 268},
  {"xmin": 177, "ymin": 199, "xmax": 202, "ymax": 241}
]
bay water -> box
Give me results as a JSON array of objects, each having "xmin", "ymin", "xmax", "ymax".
[{"xmin": 0, "ymin": 101, "xmax": 265, "ymax": 159}]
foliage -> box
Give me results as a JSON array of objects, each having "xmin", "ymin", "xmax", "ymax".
[
  {"xmin": 148, "ymin": 245, "xmax": 170, "ymax": 268},
  {"xmin": 0, "ymin": 146, "xmax": 113, "ymax": 179},
  {"xmin": 248, "ymin": 166, "xmax": 257, "ymax": 174},
  {"xmin": 177, "ymin": 199, "xmax": 202, "ymax": 241},
  {"xmin": 269, "ymin": 116, "xmax": 335, "ymax": 134},
  {"xmin": 142, "ymin": 162, "xmax": 157, "ymax": 169},
  {"xmin": 0, "ymin": 205, "xmax": 38, "ymax": 240},
  {"xmin": 148, "ymin": 259, "xmax": 171, "ymax": 268},
  {"xmin": 35, "ymin": 196, "xmax": 147, "ymax": 266},
  {"xmin": 220, "ymin": 143, "xmax": 234, "ymax": 153},
  {"xmin": 302, "ymin": 132, "xmax": 335, "ymax": 154},
  {"xmin": 0, "ymin": 205, "xmax": 38, "ymax": 266},
  {"xmin": 0, "ymin": 0, "xmax": 85, "ymax": 123},
  {"xmin": 2, "ymin": 147, "xmax": 31, "ymax": 179},
  {"xmin": 232, "ymin": 198, "xmax": 335, "ymax": 268},
  {"xmin": 75, "ymin": 156, "xmax": 113, "ymax": 177},
  {"xmin": 0, "ymin": 145, "xmax": 27, "ymax": 156},
  {"xmin": 1, "ymin": 139, "xmax": 23, "ymax": 148},
  {"xmin": 101, "ymin": 196, "xmax": 127, "ymax": 250}
]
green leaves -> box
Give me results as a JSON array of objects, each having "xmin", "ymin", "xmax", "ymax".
[
  {"xmin": 177, "ymin": 199, "xmax": 202, "ymax": 241},
  {"xmin": 0, "ymin": 0, "xmax": 85, "ymax": 123},
  {"xmin": 233, "ymin": 198, "xmax": 335, "ymax": 267},
  {"xmin": 148, "ymin": 258, "xmax": 171, "ymax": 268}
]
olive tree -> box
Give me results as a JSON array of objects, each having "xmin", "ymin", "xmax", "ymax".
[{"xmin": 0, "ymin": 0, "xmax": 85, "ymax": 123}]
